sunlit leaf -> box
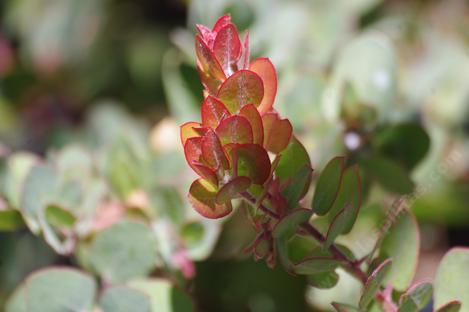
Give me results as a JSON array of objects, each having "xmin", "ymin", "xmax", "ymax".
[
  {"xmin": 213, "ymin": 24, "xmax": 242, "ymax": 74},
  {"xmin": 201, "ymin": 129, "xmax": 230, "ymax": 169},
  {"xmin": 45, "ymin": 205, "xmax": 76, "ymax": 228},
  {"xmin": 435, "ymin": 301, "xmax": 462, "ymax": 312},
  {"xmin": 180, "ymin": 121, "xmax": 202, "ymax": 146},
  {"xmin": 201, "ymin": 96, "xmax": 230, "ymax": 128},
  {"xmin": 195, "ymin": 35, "xmax": 225, "ymax": 81},
  {"xmin": 217, "ymin": 70, "xmax": 264, "ymax": 113},
  {"xmin": 215, "ymin": 115, "xmax": 253, "ymax": 145},
  {"xmin": 249, "ymin": 57, "xmax": 278, "ymax": 114}
]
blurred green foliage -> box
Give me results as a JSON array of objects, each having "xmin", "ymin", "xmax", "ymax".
[{"xmin": 0, "ymin": 0, "xmax": 468, "ymax": 311}]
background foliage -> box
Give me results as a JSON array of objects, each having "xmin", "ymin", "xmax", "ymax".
[{"xmin": 0, "ymin": 0, "xmax": 468, "ymax": 311}]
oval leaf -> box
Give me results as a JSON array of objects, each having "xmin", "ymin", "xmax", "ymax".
[
  {"xmin": 294, "ymin": 257, "xmax": 340, "ymax": 275},
  {"xmin": 217, "ymin": 70, "xmax": 264, "ymax": 113},
  {"xmin": 230, "ymin": 144, "xmax": 271, "ymax": 184},
  {"xmin": 216, "ymin": 176, "xmax": 251, "ymax": 204},
  {"xmin": 434, "ymin": 248, "xmax": 469, "ymax": 311},
  {"xmin": 189, "ymin": 179, "xmax": 232, "ymax": 219},
  {"xmin": 359, "ymin": 259, "xmax": 393, "ymax": 309},
  {"xmin": 99, "ymin": 286, "xmax": 152, "ymax": 312},
  {"xmin": 249, "ymin": 57, "xmax": 278, "ymax": 113},
  {"xmin": 201, "ymin": 129, "xmax": 229, "ymax": 169},
  {"xmin": 215, "ymin": 115, "xmax": 253, "ymax": 145},
  {"xmin": 312, "ymin": 156, "xmax": 346, "ymax": 216},
  {"xmin": 201, "ymin": 96, "xmax": 230, "ymax": 128},
  {"xmin": 239, "ymin": 104, "xmax": 263, "ymax": 145},
  {"xmin": 213, "ymin": 24, "xmax": 242, "ymax": 74},
  {"xmin": 262, "ymin": 113, "xmax": 293, "ymax": 154}
]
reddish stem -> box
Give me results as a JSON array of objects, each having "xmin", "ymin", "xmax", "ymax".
[{"xmin": 240, "ymin": 191, "xmax": 368, "ymax": 284}]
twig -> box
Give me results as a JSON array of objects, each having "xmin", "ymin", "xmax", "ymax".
[{"xmin": 240, "ymin": 191, "xmax": 368, "ymax": 284}]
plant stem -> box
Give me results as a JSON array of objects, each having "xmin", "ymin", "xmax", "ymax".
[{"xmin": 240, "ymin": 191, "xmax": 368, "ymax": 284}]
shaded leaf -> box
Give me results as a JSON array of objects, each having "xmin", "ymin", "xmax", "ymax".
[
  {"xmin": 379, "ymin": 210, "xmax": 420, "ymax": 291},
  {"xmin": 361, "ymin": 155, "xmax": 414, "ymax": 195},
  {"xmin": 434, "ymin": 248, "xmax": 469, "ymax": 311},
  {"xmin": 328, "ymin": 165, "xmax": 362, "ymax": 234},
  {"xmin": 230, "ymin": 144, "xmax": 271, "ymax": 184},
  {"xmin": 180, "ymin": 121, "xmax": 202, "ymax": 146},
  {"xmin": 0, "ymin": 209, "xmax": 24, "ymax": 231},
  {"xmin": 273, "ymin": 208, "xmax": 312, "ymax": 239},
  {"xmin": 435, "ymin": 301, "xmax": 462, "ymax": 312},
  {"xmin": 189, "ymin": 179, "xmax": 232, "ymax": 219},
  {"xmin": 282, "ymin": 165, "xmax": 312, "ymax": 209},
  {"xmin": 332, "ymin": 302, "xmax": 362, "ymax": 312},
  {"xmin": 359, "ymin": 259, "xmax": 392, "ymax": 309},
  {"xmin": 307, "ymin": 270, "xmax": 339, "ymax": 289},
  {"xmin": 312, "ymin": 156, "xmax": 346, "ymax": 216},
  {"xmin": 262, "ymin": 112, "xmax": 293, "ymax": 154},
  {"xmin": 89, "ymin": 221, "xmax": 158, "ymax": 283},
  {"xmin": 399, "ymin": 282, "xmax": 433, "ymax": 312},
  {"xmin": 201, "ymin": 129, "xmax": 230, "ymax": 169},
  {"xmin": 99, "ymin": 286, "xmax": 151, "ymax": 312},
  {"xmin": 239, "ymin": 104, "xmax": 263, "ymax": 145},
  {"xmin": 216, "ymin": 176, "xmax": 251, "ymax": 204},
  {"xmin": 195, "ymin": 35, "xmax": 225, "ymax": 81},
  {"xmin": 276, "ymin": 137, "xmax": 311, "ymax": 181},
  {"xmin": 295, "ymin": 257, "xmax": 340, "ymax": 275},
  {"xmin": 45, "ymin": 205, "xmax": 76, "ymax": 228}
]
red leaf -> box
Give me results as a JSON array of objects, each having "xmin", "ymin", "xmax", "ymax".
[
  {"xmin": 239, "ymin": 104, "xmax": 263, "ymax": 145},
  {"xmin": 241, "ymin": 31, "xmax": 250, "ymax": 70},
  {"xmin": 184, "ymin": 137, "xmax": 202, "ymax": 166},
  {"xmin": 215, "ymin": 115, "xmax": 253, "ymax": 145},
  {"xmin": 201, "ymin": 129, "xmax": 230, "ymax": 170},
  {"xmin": 229, "ymin": 144, "xmax": 271, "ymax": 184},
  {"xmin": 195, "ymin": 35, "xmax": 226, "ymax": 82},
  {"xmin": 191, "ymin": 162, "xmax": 218, "ymax": 187},
  {"xmin": 212, "ymin": 15, "xmax": 232, "ymax": 33},
  {"xmin": 217, "ymin": 70, "xmax": 264, "ymax": 113},
  {"xmin": 189, "ymin": 179, "xmax": 232, "ymax": 219},
  {"xmin": 263, "ymin": 112, "xmax": 293, "ymax": 153},
  {"xmin": 201, "ymin": 96, "xmax": 230, "ymax": 128},
  {"xmin": 216, "ymin": 176, "xmax": 251, "ymax": 204},
  {"xmin": 250, "ymin": 58, "xmax": 278, "ymax": 114},
  {"xmin": 213, "ymin": 24, "xmax": 242, "ymax": 75},
  {"xmin": 195, "ymin": 24, "xmax": 214, "ymax": 47},
  {"xmin": 180, "ymin": 121, "xmax": 202, "ymax": 146}
]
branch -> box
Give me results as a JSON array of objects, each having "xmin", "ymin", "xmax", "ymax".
[{"xmin": 240, "ymin": 191, "xmax": 368, "ymax": 284}]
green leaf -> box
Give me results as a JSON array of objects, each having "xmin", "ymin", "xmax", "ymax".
[
  {"xmin": 89, "ymin": 221, "xmax": 158, "ymax": 283},
  {"xmin": 312, "ymin": 156, "xmax": 346, "ymax": 215},
  {"xmin": 332, "ymin": 302, "xmax": 363, "ymax": 312},
  {"xmin": 20, "ymin": 163, "xmax": 59, "ymax": 233},
  {"xmin": 45, "ymin": 205, "xmax": 76, "ymax": 228},
  {"xmin": 282, "ymin": 165, "xmax": 312, "ymax": 209},
  {"xmin": 359, "ymin": 259, "xmax": 392, "ymax": 309},
  {"xmin": 328, "ymin": 165, "xmax": 362, "ymax": 234},
  {"xmin": 273, "ymin": 209, "xmax": 312, "ymax": 239},
  {"xmin": 0, "ymin": 209, "xmax": 24, "ymax": 231},
  {"xmin": 129, "ymin": 278, "xmax": 195, "ymax": 312},
  {"xmin": 379, "ymin": 210, "xmax": 420, "ymax": 291},
  {"xmin": 361, "ymin": 155, "xmax": 414, "ymax": 195},
  {"xmin": 307, "ymin": 270, "xmax": 339, "ymax": 289},
  {"xmin": 6, "ymin": 267, "xmax": 96, "ymax": 312},
  {"xmin": 3, "ymin": 152, "xmax": 38, "ymax": 209},
  {"xmin": 373, "ymin": 123, "xmax": 430, "ymax": 170},
  {"xmin": 99, "ymin": 286, "xmax": 151, "ymax": 312},
  {"xmin": 434, "ymin": 248, "xmax": 469, "ymax": 311},
  {"xmin": 215, "ymin": 176, "xmax": 251, "ymax": 204},
  {"xmin": 294, "ymin": 257, "xmax": 340, "ymax": 275},
  {"xmin": 325, "ymin": 203, "xmax": 355, "ymax": 248},
  {"xmin": 435, "ymin": 301, "xmax": 462, "ymax": 312},
  {"xmin": 5, "ymin": 284, "xmax": 27, "ymax": 312},
  {"xmin": 275, "ymin": 137, "xmax": 311, "ymax": 181},
  {"xmin": 399, "ymin": 282, "xmax": 433, "ymax": 312}
]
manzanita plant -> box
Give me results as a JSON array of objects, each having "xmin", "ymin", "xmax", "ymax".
[{"xmin": 180, "ymin": 15, "xmax": 469, "ymax": 312}]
